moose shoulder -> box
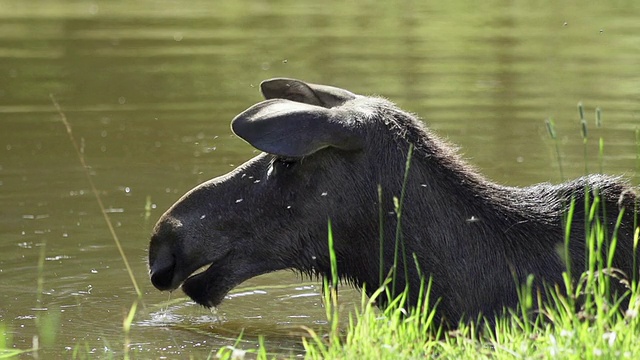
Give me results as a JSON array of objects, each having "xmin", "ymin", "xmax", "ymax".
[{"xmin": 148, "ymin": 78, "xmax": 639, "ymax": 326}]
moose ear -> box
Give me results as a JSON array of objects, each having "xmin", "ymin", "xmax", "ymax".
[
  {"xmin": 231, "ymin": 99, "xmax": 361, "ymax": 157},
  {"xmin": 260, "ymin": 78, "xmax": 357, "ymax": 108}
]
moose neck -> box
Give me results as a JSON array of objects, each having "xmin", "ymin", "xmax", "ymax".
[{"xmin": 339, "ymin": 103, "xmax": 521, "ymax": 312}]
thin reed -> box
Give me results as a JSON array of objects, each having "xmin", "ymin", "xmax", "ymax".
[{"xmin": 50, "ymin": 94, "xmax": 142, "ymax": 299}]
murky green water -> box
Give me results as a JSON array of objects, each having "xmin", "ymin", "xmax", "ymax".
[{"xmin": 1, "ymin": 0, "xmax": 638, "ymax": 358}]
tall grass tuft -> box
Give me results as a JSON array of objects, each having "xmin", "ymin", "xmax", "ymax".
[
  {"xmin": 578, "ymin": 101, "xmax": 589, "ymax": 174},
  {"xmin": 391, "ymin": 144, "xmax": 414, "ymax": 298},
  {"xmin": 546, "ymin": 117, "xmax": 564, "ymax": 181},
  {"xmin": 636, "ymin": 128, "xmax": 640, "ymax": 184},
  {"xmin": 214, "ymin": 332, "xmax": 271, "ymax": 360},
  {"xmin": 596, "ymin": 107, "xmax": 604, "ymax": 174},
  {"xmin": 122, "ymin": 301, "xmax": 138, "ymax": 360},
  {"xmin": 301, "ymin": 221, "xmax": 342, "ymax": 358},
  {"xmin": 35, "ymin": 242, "xmax": 61, "ymax": 351},
  {"xmin": 0, "ymin": 323, "xmax": 33, "ymax": 358}
]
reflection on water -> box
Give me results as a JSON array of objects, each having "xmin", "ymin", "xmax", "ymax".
[
  {"xmin": 135, "ymin": 281, "xmax": 346, "ymax": 358},
  {"xmin": 1, "ymin": 0, "xmax": 639, "ymax": 358}
]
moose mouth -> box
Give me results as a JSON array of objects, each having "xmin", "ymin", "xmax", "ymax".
[
  {"xmin": 150, "ymin": 253, "xmax": 277, "ymax": 308},
  {"xmin": 183, "ymin": 258, "xmax": 280, "ymax": 308},
  {"xmin": 180, "ymin": 261, "xmax": 232, "ymax": 308}
]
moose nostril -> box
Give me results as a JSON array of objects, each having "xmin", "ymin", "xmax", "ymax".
[
  {"xmin": 150, "ymin": 256, "xmax": 177, "ymax": 291},
  {"xmin": 149, "ymin": 231, "xmax": 179, "ymax": 291},
  {"xmin": 149, "ymin": 216, "xmax": 184, "ymax": 291}
]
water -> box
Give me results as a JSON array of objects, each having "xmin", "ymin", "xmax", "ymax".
[{"xmin": 1, "ymin": 0, "xmax": 638, "ymax": 358}]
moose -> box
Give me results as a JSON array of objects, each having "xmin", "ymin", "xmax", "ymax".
[{"xmin": 149, "ymin": 78, "xmax": 639, "ymax": 326}]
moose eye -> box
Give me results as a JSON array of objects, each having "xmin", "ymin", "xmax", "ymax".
[
  {"xmin": 274, "ymin": 157, "xmax": 297, "ymax": 169},
  {"xmin": 267, "ymin": 156, "xmax": 298, "ymax": 177}
]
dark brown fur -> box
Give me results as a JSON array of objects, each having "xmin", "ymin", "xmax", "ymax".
[{"xmin": 148, "ymin": 78, "xmax": 639, "ymax": 326}]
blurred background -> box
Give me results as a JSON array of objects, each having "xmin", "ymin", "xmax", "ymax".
[{"xmin": 1, "ymin": 0, "xmax": 638, "ymax": 358}]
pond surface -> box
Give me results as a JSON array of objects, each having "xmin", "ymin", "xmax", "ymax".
[{"xmin": 1, "ymin": 0, "xmax": 638, "ymax": 358}]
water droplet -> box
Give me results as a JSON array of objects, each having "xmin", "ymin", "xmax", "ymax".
[{"xmin": 88, "ymin": 4, "xmax": 99, "ymax": 15}]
